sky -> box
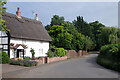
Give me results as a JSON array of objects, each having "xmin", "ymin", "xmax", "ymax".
[{"xmin": 5, "ymin": 2, "xmax": 118, "ymax": 27}]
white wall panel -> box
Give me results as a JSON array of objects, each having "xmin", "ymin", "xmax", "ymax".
[{"xmin": 10, "ymin": 38, "xmax": 49, "ymax": 58}]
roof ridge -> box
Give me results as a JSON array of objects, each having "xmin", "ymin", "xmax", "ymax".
[{"xmin": 3, "ymin": 12, "xmax": 42, "ymax": 25}]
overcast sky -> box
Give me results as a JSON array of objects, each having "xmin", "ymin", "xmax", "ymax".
[{"xmin": 5, "ymin": 2, "xmax": 118, "ymax": 27}]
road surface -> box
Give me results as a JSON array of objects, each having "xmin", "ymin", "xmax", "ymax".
[{"xmin": 3, "ymin": 54, "xmax": 119, "ymax": 78}]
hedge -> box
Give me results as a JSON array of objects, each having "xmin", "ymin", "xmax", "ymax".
[
  {"xmin": 55, "ymin": 48, "xmax": 67, "ymax": 57},
  {"xmin": 97, "ymin": 44, "xmax": 120, "ymax": 72},
  {"xmin": 46, "ymin": 47, "xmax": 67, "ymax": 57},
  {"xmin": 0, "ymin": 51, "xmax": 10, "ymax": 64}
]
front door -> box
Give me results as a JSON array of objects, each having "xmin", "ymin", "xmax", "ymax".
[{"xmin": 17, "ymin": 49, "xmax": 24, "ymax": 58}]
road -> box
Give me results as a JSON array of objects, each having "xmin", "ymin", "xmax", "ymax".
[{"xmin": 3, "ymin": 54, "xmax": 119, "ymax": 78}]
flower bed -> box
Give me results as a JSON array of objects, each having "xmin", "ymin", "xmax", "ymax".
[{"xmin": 9, "ymin": 60, "xmax": 38, "ymax": 67}]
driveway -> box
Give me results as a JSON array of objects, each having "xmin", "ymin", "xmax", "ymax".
[{"xmin": 2, "ymin": 54, "xmax": 119, "ymax": 78}]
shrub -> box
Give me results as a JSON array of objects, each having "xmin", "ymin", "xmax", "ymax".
[
  {"xmin": 9, "ymin": 60, "xmax": 38, "ymax": 67},
  {"xmin": 24, "ymin": 57, "xmax": 32, "ymax": 61},
  {"xmin": 97, "ymin": 44, "xmax": 120, "ymax": 72},
  {"xmin": 46, "ymin": 50, "xmax": 54, "ymax": 58},
  {"xmin": 30, "ymin": 48, "xmax": 35, "ymax": 59},
  {"xmin": 9, "ymin": 60, "xmax": 20, "ymax": 65},
  {"xmin": 99, "ymin": 44, "xmax": 119, "ymax": 61},
  {"xmin": 0, "ymin": 51, "xmax": 10, "ymax": 64},
  {"xmin": 55, "ymin": 48, "xmax": 66, "ymax": 57}
]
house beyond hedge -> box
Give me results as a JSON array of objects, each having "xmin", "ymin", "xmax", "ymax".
[{"xmin": 0, "ymin": 8, "xmax": 52, "ymax": 58}]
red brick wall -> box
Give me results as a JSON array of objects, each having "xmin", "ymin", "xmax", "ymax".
[
  {"xmin": 35, "ymin": 60, "xmax": 43, "ymax": 65},
  {"xmin": 67, "ymin": 50, "xmax": 88, "ymax": 58},
  {"xmin": 67, "ymin": 50, "xmax": 78, "ymax": 58},
  {"xmin": 47, "ymin": 56, "xmax": 67, "ymax": 63}
]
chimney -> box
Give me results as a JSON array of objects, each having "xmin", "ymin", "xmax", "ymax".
[
  {"xmin": 16, "ymin": 7, "xmax": 21, "ymax": 18},
  {"xmin": 35, "ymin": 13, "xmax": 39, "ymax": 21}
]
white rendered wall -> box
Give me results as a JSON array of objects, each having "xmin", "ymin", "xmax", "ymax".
[{"xmin": 10, "ymin": 38, "xmax": 49, "ymax": 58}]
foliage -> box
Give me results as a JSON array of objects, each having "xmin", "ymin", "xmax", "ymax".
[
  {"xmin": 55, "ymin": 48, "xmax": 67, "ymax": 57},
  {"xmin": 73, "ymin": 16, "xmax": 93, "ymax": 38},
  {"xmin": 9, "ymin": 60, "xmax": 20, "ymax": 65},
  {"xmin": 45, "ymin": 15, "xmax": 120, "ymax": 51},
  {"xmin": 0, "ymin": 51, "xmax": 10, "ymax": 64},
  {"xmin": 48, "ymin": 25, "xmax": 73, "ymax": 50},
  {"xmin": 30, "ymin": 48, "xmax": 35, "ymax": 59},
  {"xmin": 46, "ymin": 45, "xmax": 56, "ymax": 58},
  {"xmin": 24, "ymin": 57, "xmax": 32, "ymax": 61},
  {"xmin": 0, "ymin": 1, "xmax": 9, "ymax": 32},
  {"xmin": 46, "ymin": 50, "xmax": 55, "ymax": 58},
  {"xmin": 9, "ymin": 60, "xmax": 38, "ymax": 67},
  {"xmin": 97, "ymin": 57, "xmax": 120, "ymax": 72},
  {"xmin": 71, "ymin": 33, "xmax": 85, "ymax": 52},
  {"xmin": 84, "ymin": 36, "xmax": 94, "ymax": 51},
  {"xmin": 97, "ymin": 44, "xmax": 120, "ymax": 72}
]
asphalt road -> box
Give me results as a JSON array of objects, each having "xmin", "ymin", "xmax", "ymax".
[{"xmin": 3, "ymin": 54, "xmax": 119, "ymax": 78}]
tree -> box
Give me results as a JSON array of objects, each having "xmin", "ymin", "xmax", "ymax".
[
  {"xmin": 71, "ymin": 33, "xmax": 85, "ymax": 52},
  {"xmin": 0, "ymin": 1, "xmax": 9, "ymax": 32},
  {"xmin": 89, "ymin": 21, "xmax": 105, "ymax": 50},
  {"xmin": 51, "ymin": 15, "xmax": 64, "ymax": 26},
  {"xmin": 48, "ymin": 25, "xmax": 73, "ymax": 50},
  {"xmin": 45, "ymin": 15, "xmax": 65, "ymax": 31},
  {"xmin": 73, "ymin": 16, "xmax": 93, "ymax": 37},
  {"xmin": 84, "ymin": 36, "xmax": 94, "ymax": 51}
]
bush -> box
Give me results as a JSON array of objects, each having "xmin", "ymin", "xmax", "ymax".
[
  {"xmin": 9, "ymin": 60, "xmax": 38, "ymax": 67},
  {"xmin": 24, "ymin": 57, "xmax": 32, "ymax": 61},
  {"xmin": 97, "ymin": 44, "xmax": 120, "ymax": 72},
  {"xmin": 99, "ymin": 44, "xmax": 119, "ymax": 62},
  {"xmin": 46, "ymin": 50, "xmax": 54, "ymax": 58},
  {"xmin": 30, "ymin": 48, "xmax": 35, "ymax": 59},
  {"xmin": 0, "ymin": 51, "xmax": 10, "ymax": 64},
  {"xmin": 55, "ymin": 48, "xmax": 67, "ymax": 57}
]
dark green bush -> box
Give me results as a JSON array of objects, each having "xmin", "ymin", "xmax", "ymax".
[
  {"xmin": 46, "ymin": 50, "xmax": 54, "ymax": 58},
  {"xmin": 55, "ymin": 48, "xmax": 67, "ymax": 57},
  {"xmin": 0, "ymin": 51, "xmax": 10, "ymax": 64},
  {"xmin": 97, "ymin": 44, "xmax": 120, "ymax": 72}
]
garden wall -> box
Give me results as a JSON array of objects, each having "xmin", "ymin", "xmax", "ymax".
[
  {"xmin": 47, "ymin": 56, "xmax": 67, "ymax": 63},
  {"xmin": 67, "ymin": 50, "xmax": 88, "ymax": 58}
]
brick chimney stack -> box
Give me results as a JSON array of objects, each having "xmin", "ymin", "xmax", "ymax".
[
  {"xmin": 16, "ymin": 7, "xmax": 21, "ymax": 18},
  {"xmin": 35, "ymin": 13, "xmax": 39, "ymax": 21}
]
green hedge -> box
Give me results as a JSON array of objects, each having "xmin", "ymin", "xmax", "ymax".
[
  {"xmin": 46, "ymin": 47, "xmax": 67, "ymax": 57},
  {"xmin": 97, "ymin": 44, "xmax": 120, "ymax": 72},
  {"xmin": 0, "ymin": 51, "xmax": 10, "ymax": 64},
  {"xmin": 55, "ymin": 48, "xmax": 67, "ymax": 57}
]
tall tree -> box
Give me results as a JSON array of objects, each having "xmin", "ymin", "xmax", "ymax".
[
  {"xmin": 73, "ymin": 16, "xmax": 93, "ymax": 37},
  {"xmin": 0, "ymin": 1, "xmax": 9, "ymax": 32},
  {"xmin": 48, "ymin": 25, "xmax": 73, "ymax": 50},
  {"xmin": 51, "ymin": 15, "xmax": 64, "ymax": 26}
]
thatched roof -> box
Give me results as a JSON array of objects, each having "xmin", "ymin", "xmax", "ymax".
[{"xmin": 3, "ymin": 12, "xmax": 52, "ymax": 42}]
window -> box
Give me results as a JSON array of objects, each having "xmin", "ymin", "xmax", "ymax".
[{"xmin": 39, "ymin": 49, "xmax": 43, "ymax": 54}]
